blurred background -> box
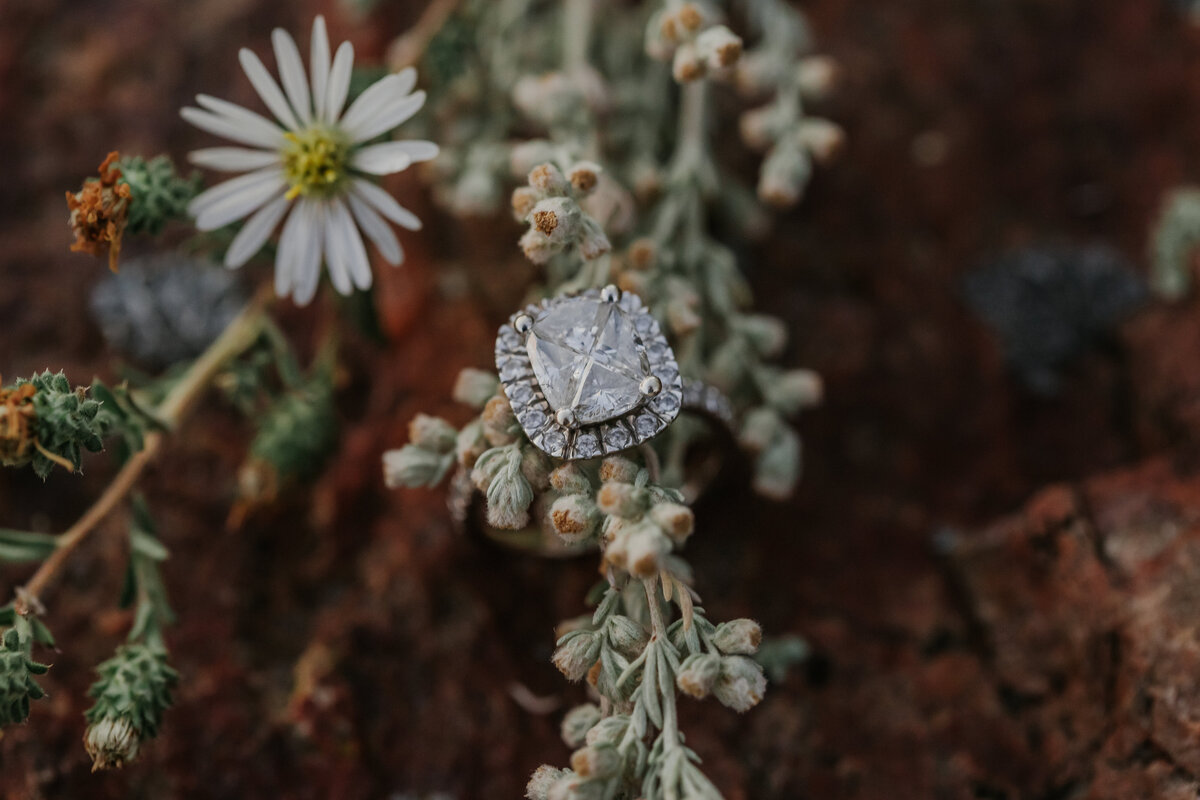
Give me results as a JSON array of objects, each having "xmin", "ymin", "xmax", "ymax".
[{"xmin": 4, "ymin": 0, "xmax": 1200, "ymax": 797}]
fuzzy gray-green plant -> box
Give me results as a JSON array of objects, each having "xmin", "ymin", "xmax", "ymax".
[
  {"xmin": 1, "ymin": 371, "xmax": 105, "ymax": 478},
  {"xmin": 118, "ymin": 155, "xmax": 202, "ymax": 237},
  {"xmin": 0, "ymin": 616, "xmax": 49, "ymax": 726}
]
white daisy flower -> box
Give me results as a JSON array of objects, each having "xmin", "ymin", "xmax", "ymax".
[{"xmin": 181, "ymin": 16, "xmax": 438, "ymax": 305}]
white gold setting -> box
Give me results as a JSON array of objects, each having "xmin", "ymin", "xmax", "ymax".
[{"xmin": 495, "ymin": 286, "xmax": 684, "ymax": 459}]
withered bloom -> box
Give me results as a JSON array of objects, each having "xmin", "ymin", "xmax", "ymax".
[
  {"xmin": 0, "ymin": 380, "xmax": 37, "ymax": 467},
  {"xmin": 66, "ymin": 151, "xmax": 132, "ymax": 272}
]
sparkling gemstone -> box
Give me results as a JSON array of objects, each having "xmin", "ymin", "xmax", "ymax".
[
  {"xmin": 526, "ymin": 297, "xmax": 653, "ymax": 426},
  {"xmin": 575, "ymin": 433, "xmax": 600, "ymax": 458},
  {"xmin": 603, "ymin": 427, "xmax": 632, "ymax": 450},
  {"xmin": 635, "ymin": 413, "xmax": 658, "ymax": 437}
]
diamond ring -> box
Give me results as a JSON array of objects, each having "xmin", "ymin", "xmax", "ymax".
[{"xmin": 494, "ymin": 285, "xmax": 734, "ymax": 460}]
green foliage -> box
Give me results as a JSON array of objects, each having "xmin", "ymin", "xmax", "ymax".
[
  {"xmin": 0, "ymin": 617, "xmax": 49, "ymax": 727},
  {"xmin": 0, "ymin": 528, "xmax": 57, "ymax": 563},
  {"xmin": 118, "ymin": 155, "xmax": 202, "ymax": 237},
  {"xmin": 248, "ymin": 364, "xmax": 337, "ymax": 484},
  {"xmin": 1151, "ymin": 187, "xmax": 1200, "ymax": 300},
  {"xmin": 19, "ymin": 371, "xmax": 104, "ymax": 478},
  {"xmin": 120, "ymin": 497, "xmax": 175, "ymax": 642},
  {"xmin": 84, "ymin": 643, "xmax": 178, "ymax": 740}
]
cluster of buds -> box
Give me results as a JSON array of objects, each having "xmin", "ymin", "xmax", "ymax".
[
  {"xmin": 675, "ymin": 619, "xmax": 767, "ymax": 712},
  {"xmin": 512, "ymin": 162, "xmax": 611, "ymax": 265},
  {"xmin": 0, "ymin": 371, "xmax": 106, "ymax": 479},
  {"xmin": 66, "ymin": 151, "xmax": 133, "ymax": 273},
  {"xmin": 0, "ymin": 622, "xmax": 48, "ymax": 726},
  {"xmin": 737, "ymin": 55, "xmax": 844, "ymax": 207},
  {"xmin": 471, "ymin": 434, "xmax": 552, "ymax": 530},
  {"xmin": 646, "ymin": 2, "xmax": 743, "ymax": 83},
  {"xmin": 592, "ymin": 457, "xmax": 695, "ymax": 578}
]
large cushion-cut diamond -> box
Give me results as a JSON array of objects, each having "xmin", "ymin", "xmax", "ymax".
[{"xmin": 527, "ymin": 297, "xmax": 652, "ymax": 426}]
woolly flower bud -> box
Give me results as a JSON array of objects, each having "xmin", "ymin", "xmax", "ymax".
[
  {"xmin": 765, "ymin": 369, "xmax": 824, "ymax": 415},
  {"xmin": 570, "ymin": 743, "xmax": 621, "ymax": 779},
  {"xmin": 666, "ymin": 295, "xmax": 702, "ymax": 336},
  {"xmin": 531, "ymin": 197, "xmax": 583, "ymax": 243},
  {"xmin": 482, "ymin": 395, "xmax": 518, "ymax": 446},
  {"xmin": 486, "ymin": 464, "xmax": 534, "ymax": 530},
  {"xmin": 561, "ymin": 703, "xmax": 601, "ymax": 748},
  {"xmin": 676, "ymin": 652, "xmax": 722, "ymax": 699},
  {"xmin": 550, "ymin": 494, "xmax": 601, "ymax": 543},
  {"xmin": 713, "ymin": 619, "xmax": 763, "ymax": 655},
  {"xmin": 452, "ymin": 368, "xmax": 500, "ymax": 410},
  {"xmin": 624, "ymin": 522, "xmax": 671, "ymax": 578},
  {"xmin": 456, "ymin": 419, "xmax": 487, "ymax": 468},
  {"xmin": 550, "ymin": 463, "xmax": 592, "ymax": 494},
  {"xmin": 673, "ymin": 43, "xmax": 705, "ymax": 83},
  {"xmin": 796, "ymin": 55, "xmax": 840, "ymax": 99},
  {"xmin": 739, "ymin": 407, "xmax": 782, "ymax": 454},
  {"xmin": 586, "ymin": 715, "xmax": 629, "ymax": 746},
  {"xmin": 714, "ymin": 655, "xmax": 767, "ymax": 712},
  {"xmin": 649, "ymin": 501, "xmax": 695, "ymax": 543},
  {"xmin": 408, "ymin": 414, "xmax": 457, "ymax": 453},
  {"xmin": 606, "ymin": 615, "xmax": 649, "ymax": 656},
  {"xmin": 512, "ymin": 186, "xmax": 540, "ymax": 221},
  {"xmin": 735, "ymin": 314, "xmax": 788, "ymax": 358},
  {"xmin": 759, "ymin": 141, "xmax": 813, "ymax": 208},
  {"xmin": 522, "ymin": 447, "xmax": 553, "ymax": 491},
  {"xmin": 739, "ymin": 106, "xmax": 780, "ymax": 151},
  {"xmin": 600, "ymin": 455, "xmax": 639, "ymax": 484},
  {"xmin": 567, "ymin": 162, "xmax": 602, "ymax": 195},
  {"xmin": 754, "ymin": 429, "xmax": 801, "ymax": 501},
  {"xmin": 577, "ymin": 217, "xmax": 611, "ymax": 260},
  {"xmin": 596, "ymin": 481, "xmax": 646, "ymax": 519},
  {"xmin": 520, "ymin": 229, "xmax": 557, "ymax": 264},
  {"xmin": 529, "ymin": 163, "xmax": 570, "ymax": 195},
  {"xmin": 696, "ymin": 25, "xmax": 743, "ymax": 71},
  {"xmin": 527, "ymin": 765, "xmax": 572, "ymax": 800},
  {"xmin": 553, "ymin": 632, "xmax": 600, "ymax": 681},
  {"xmin": 84, "ymin": 716, "xmax": 140, "ymax": 770},
  {"xmin": 383, "ymin": 445, "xmax": 453, "ymax": 488},
  {"xmin": 797, "ymin": 118, "xmax": 846, "ymax": 164}
]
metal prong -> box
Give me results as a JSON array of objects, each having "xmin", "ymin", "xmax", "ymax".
[
  {"xmin": 556, "ymin": 408, "xmax": 577, "ymax": 427},
  {"xmin": 514, "ymin": 314, "xmax": 534, "ymax": 333},
  {"xmin": 640, "ymin": 376, "xmax": 662, "ymax": 397},
  {"xmin": 600, "ymin": 284, "xmax": 620, "ymax": 303}
]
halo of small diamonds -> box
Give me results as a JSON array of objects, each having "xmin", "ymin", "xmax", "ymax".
[{"xmin": 494, "ymin": 287, "xmax": 684, "ymax": 459}]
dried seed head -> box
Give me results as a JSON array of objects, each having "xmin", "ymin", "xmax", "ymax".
[
  {"xmin": 713, "ymin": 619, "xmax": 763, "ymax": 655},
  {"xmin": 84, "ymin": 716, "xmax": 140, "ymax": 770},
  {"xmin": 697, "ymin": 26, "xmax": 743, "ymax": 70},
  {"xmin": 0, "ymin": 383, "xmax": 38, "ymax": 467},
  {"xmin": 66, "ymin": 151, "xmax": 132, "ymax": 273},
  {"xmin": 567, "ymin": 162, "xmax": 601, "ymax": 195},
  {"xmin": 677, "ymin": 3, "xmax": 704, "ymax": 31}
]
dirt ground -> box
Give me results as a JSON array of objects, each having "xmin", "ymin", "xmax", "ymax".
[{"xmin": 4, "ymin": 0, "xmax": 1200, "ymax": 798}]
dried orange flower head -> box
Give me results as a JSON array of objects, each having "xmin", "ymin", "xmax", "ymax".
[
  {"xmin": 66, "ymin": 151, "xmax": 132, "ymax": 273},
  {"xmin": 0, "ymin": 379, "xmax": 38, "ymax": 466}
]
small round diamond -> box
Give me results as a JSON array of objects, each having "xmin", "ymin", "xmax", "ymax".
[
  {"xmin": 575, "ymin": 433, "xmax": 600, "ymax": 458},
  {"xmin": 652, "ymin": 392, "xmax": 681, "ymax": 415},
  {"xmin": 635, "ymin": 414, "xmax": 658, "ymax": 437},
  {"xmin": 541, "ymin": 429, "xmax": 567, "ymax": 453},
  {"xmin": 604, "ymin": 427, "xmax": 632, "ymax": 450},
  {"xmin": 509, "ymin": 382, "xmax": 534, "ymax": 408},
  {"xmin": 522, "ymin": 408, "xmax": 547, "ymax": 430}
]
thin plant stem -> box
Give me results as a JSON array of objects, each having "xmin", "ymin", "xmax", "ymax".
[{"xmin": 16, "ymin": 299, "xmax": 269, "ymax": 609}]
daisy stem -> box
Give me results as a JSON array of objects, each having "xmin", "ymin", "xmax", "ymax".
[{"xmin": 15, "ymin": 296, "xmax": 270, "ymax": 612}]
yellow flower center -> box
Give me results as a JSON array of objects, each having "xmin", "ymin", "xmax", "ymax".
[{"xmin": 281, "ymin": 128, "xmax": 348, "ymax": 200}]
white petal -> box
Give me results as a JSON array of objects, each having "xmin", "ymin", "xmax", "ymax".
[
  {"xmin": 350, "ymin": 144, "xmax": 412, "ymax": 176},
  {"xmin": 338, "ymin": 71, "xmax": 423, "ymax": 140},
  {"xmin": 272, "ymin": 28, "xmax": 311, "ymax": 125},
  {"xmin": 393, "ymin": 66, "xmax": 418, "ymax": 96},
  {"xmin": 189, "ymin": 167, "xmax": 284, "ymax": 215},
  {"xmin": 330, "ymin": 199, "xmax": 373, "ymax": 289},
  {"xmin": 225, "ymin": 194, "xmax": 291, "ymax": 268},
  {"xmin": 181, "ymin": 107, "xmax": 283, "ymax": 149},
  {"xmin": 350, "ymin": 178, "xmax": 423, "ymax": 231},
  {"xmin": 195, "ymin": 94, "xmax": 287, "ymax": 146},
  {"xmin": 348, "ymin": 193, "xmax": 403, "ymax": 265},
  {"xmin": 188, "ymin": 147, "xmax": 281, "ymax": 172},
  {"xmin": 310, "ymin": 16, "xmax": 331, "ymax": 121},
  {"xmin": 239, "ymin": 49, "xmax": 300, "ymax": 130},
  {"xmin": 292, "ymin": 201, "xmax": 324, "ymax": 305},
  {"xmin": 348, "ymin": 91, "xmax": 426, "ymax": 144},
  {"xmin": 351, "ymin": 140, "xmax": 438, "ymax": 174},
  {"xmin": 323, "ymin": 202, "xmax": 354, "ymax": 295},
  {"xmin": 195, "ymin": 175, "xmax": 287, "ymax": 231},
  {"xmin": 325, "ymin": 42, "xmax": 355, "ymax": 124}
]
